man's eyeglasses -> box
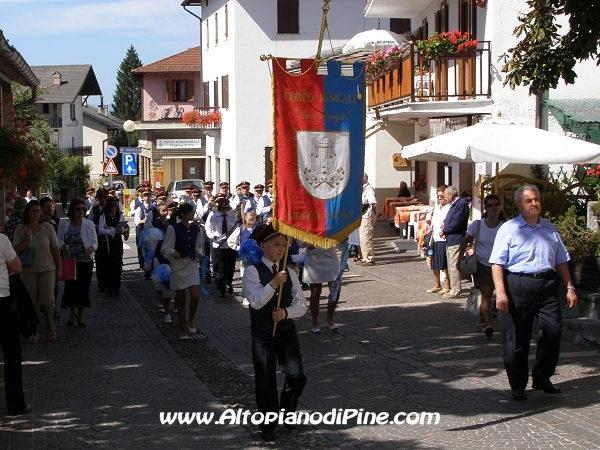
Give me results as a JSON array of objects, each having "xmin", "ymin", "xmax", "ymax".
[
  {"xmin": 98, "ymin": 196, "xmax": 107, "ymax": 200},
  {"xmin": 75, "ymin": 207, "xmax": 86, "ymax": 212},
  {"xmin": 486, "ymin": 203, "xmax": 501, "ymax": 208}
]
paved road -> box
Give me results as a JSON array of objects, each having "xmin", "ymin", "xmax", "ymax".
[{"xmin": 1, "ymin": 220, "xmax": 599, "ymax": 449}]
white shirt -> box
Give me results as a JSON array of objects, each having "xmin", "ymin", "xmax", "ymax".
[
  {"xmin": 134, "ymin": 202, "xmax": 153, "ymax": 230},
  {"xmin": 362, "ymin": 182, "xmax": 377, "ymax": 219},
  {"xmin": 255, "ymin": 195, "xmax": 272, "ymax": 217},
  {"xmin": 230, "ymin": 194, "xmax": 256, "ymax": 214},
  {"xmin": 206, "ymin": 211, "xmax": 237, "ymax": 248},
  {"xmin": 467, "ymin": 218, "xmax": 504, "ymax": 267},
  {"xmin": 242, "ymin": 256, "xmax": 307, "ymax": 319},
  {"xmin": 0, "ymin": 234, "xmax": 17, "ymax": 297},
  {"xmin": 98, "ymin": 213, "xmax": 127, "ymax": 236},
  {"xmin": 432, "ymin": 204, "xmax": 450, "ymax": 242}
]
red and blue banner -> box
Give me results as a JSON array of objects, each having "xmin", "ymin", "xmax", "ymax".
[{"xmin": 272, "ymin": 58, "xmax": 365, "ymax": 248}]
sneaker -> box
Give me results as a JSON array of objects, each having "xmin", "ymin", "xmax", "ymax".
[
  {"xmin": 227, "ymin": 285, "xmax": 234, "ymax": 294},
  {"xmin": 242, "ymin": 298, "xmax": 250, "ymax": 307},
  {"xmin": 484, "ymin": 325, "xmax": 494, "ymax": 337},
  {"xmin": 179, "ymin": 334, "xmax": 189, "ymax": 340},
  {"xmin": 163, "ymin": 315, "xmax": 171, "ymax": 324}
]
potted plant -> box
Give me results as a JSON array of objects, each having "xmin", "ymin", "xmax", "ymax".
[
  {"xmin": 416, "ymin": 31, "xmax": 478, "ymax": 60},
  {"xmin": 553, "ymin": 205, "xmax": 600, "ymax": 291},
  {"xmin": 413, "ymin": 173, "xmax": 427, "ymax": 193}
]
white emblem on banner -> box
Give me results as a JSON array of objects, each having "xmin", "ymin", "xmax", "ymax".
[{"xmin": 297, "ymin": 131, "xmax": 349, "ymax": 200}]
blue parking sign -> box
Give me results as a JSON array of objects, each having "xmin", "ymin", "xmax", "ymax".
[{"xmin": 123, "ymin": 153, "xmax": 137, "ymax": 175}]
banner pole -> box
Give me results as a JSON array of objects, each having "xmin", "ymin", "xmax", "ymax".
[
  {"xmin": 272, "ymin": 239, "xmax": 291, "ymax": 337},
  {"xmin": 314, "ymin": 0, "xmax": 331, "ymax": 68}
]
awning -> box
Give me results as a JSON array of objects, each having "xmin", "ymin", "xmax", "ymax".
[{"xmin": 544, "ymin": 98, "xmax": 600, "ymax": 124}]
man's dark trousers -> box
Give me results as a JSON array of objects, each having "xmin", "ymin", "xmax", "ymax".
[{"xmin": 500, "ymin": 271, "xmax": 562, "ymax": 392}]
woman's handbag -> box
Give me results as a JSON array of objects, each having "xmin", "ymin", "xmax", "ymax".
[
  {"xmin": 459, "ymin": 220, "xmax": 481, "ymax": 276},
  {"xmin": 60, "ymin": 257, "xmax": 77, "ymax": 281},
  {"xmin": 19, "ymin": 246, "xmax": 33, "ymax": 267}
]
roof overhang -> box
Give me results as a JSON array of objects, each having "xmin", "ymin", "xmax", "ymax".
[
  {"xmin": 375, "ymin": 99, "xmax": 494, "ymax": 122},
  {"xmin": 0, "ymin": 30, "xmax": 39, "ymax": 110},
  {"xmin": 364, "ymin": 0, "xmax": 428, "ymax": 18}
]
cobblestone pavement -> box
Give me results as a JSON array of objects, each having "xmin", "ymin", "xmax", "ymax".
[{"xmin": 1, "ymin": 220, "xmax": 599, "ymax": 449}]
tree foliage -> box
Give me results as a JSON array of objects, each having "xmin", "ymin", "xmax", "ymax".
[
  {"xmin": 112, "ymin": 45, "xmax": 143, "ymax": 120},
  {"xmin": 500, "ymin": 0, "xmax": 600, "ymax": 95},
  {"xmin": 11, "ymin": 83, "xmax": 91, "ymax": 193}
]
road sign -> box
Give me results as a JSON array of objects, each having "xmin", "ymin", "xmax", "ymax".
[
  {"xmin": 120, "ymin": 147, "xmax": 142, "ymax": 154},
  {"xmin": 104, "ymin": 158, "xmax": 119, "ymax": 175},
  {"xmin": 123, "ymin": 153, "xmax": 137, "ymax": 175},
  {"xmin": 105, "ymin": 145, "xmax": 118, "ymax": 159}
]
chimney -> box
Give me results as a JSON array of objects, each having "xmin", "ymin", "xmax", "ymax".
[
  {"xmin": 53, "ymin": 72, "xmax": 62, "ymax": 86},
  {"xmin": 98, "ymin": 96, "xmax": 108, "ymax": 116}
]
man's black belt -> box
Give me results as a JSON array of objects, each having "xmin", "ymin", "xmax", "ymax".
[{"xmin": 508, "ymin": 270, "xmax": 554, "ymax": 279}]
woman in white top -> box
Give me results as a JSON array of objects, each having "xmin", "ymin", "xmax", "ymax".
[
  {"xmin": 57, "ymin": 197, "xmax": 98, "ymax": 327},
  {"xmin": 426, "ymin": 186, "xmax": 451, "ymax": 294},
  {"xmin": 457, "ymin": 194, "xmax": 505, "ymax": 337}
]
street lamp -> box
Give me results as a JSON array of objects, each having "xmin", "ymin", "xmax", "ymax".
[{"xmin": 123, "ymin": 120, "xmax": 136, "ymax": 187}]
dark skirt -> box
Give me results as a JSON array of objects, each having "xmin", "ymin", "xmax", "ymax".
[
  {"xmin": 61, "ymin": 260, "xmax": 93, "ymax": 309},
  {"xmin": 430, "ymin": 241, "xmax": 448, "ymax": 271}
]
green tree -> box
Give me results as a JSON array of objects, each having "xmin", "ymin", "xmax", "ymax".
[
  {"xmin": 112, "ymin": 45, "xmax": 143, "ymax": 120},
  {"xmin": 501, "ymin": 0, "xmax": 600, "ymax": 95}
]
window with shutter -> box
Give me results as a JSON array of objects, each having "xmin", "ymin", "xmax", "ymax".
[
  {"xmin": 215, "ymin": 12, "xmax": 218, "ymax": 46},
  {"xmin": 167, "ymin": 81, "xmax": 174, "ymax": 102},
  {"xmin": 213, "ymin": 80, "xmax": 219, "ymax": 108},
  {"xmin": 277, "ymin": 0, "xmax": 299, "ymax": 34},
  {"xmin": 187, "ymin": 80, "xmax": 195, "ymax": 102},
  {"xmin": 221, "ymin": 75, "xmax": 229, "ymax": 109},
  {"xmin": 225, "ymin": 5, "xmax": 228, "ymax": 39},
  {"xmin": 203, "ymin": 82, "xmax": 210, "ymax": 107}
]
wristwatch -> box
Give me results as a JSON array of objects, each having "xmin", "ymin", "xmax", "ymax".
[{"xmin": 566, "ymin": 286, "xmax": 576, "ymax": 292}]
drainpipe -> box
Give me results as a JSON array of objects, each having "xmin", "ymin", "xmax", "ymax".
[
  {"xmin": 0, "ymin": 30, "xmax": 39, "ymax": 110},
  {"xmin": 181, "ymin": 1, "xmax": 203, "ymax": 105}
]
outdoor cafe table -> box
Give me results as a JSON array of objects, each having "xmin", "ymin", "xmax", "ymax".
[
  {"xmin": 383, "ymin": 197, "xmax": 420, "ymax": 220},
  {"xmin": 394, "ymin": 204, "xmax": 430, "ymax": 228}
]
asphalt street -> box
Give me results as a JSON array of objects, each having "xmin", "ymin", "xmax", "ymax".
[{"xmin": 1, "ymin": 219, "xmax": 599, "ymax": 449}]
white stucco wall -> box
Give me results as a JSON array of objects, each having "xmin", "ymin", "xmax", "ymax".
[
  {"xmin": 201, "ymin": 0, "xmax": 386, "ymax": 186},
  {"xmin": 82, "ymin": 115, "xmax": 108, "ymax": 179}
]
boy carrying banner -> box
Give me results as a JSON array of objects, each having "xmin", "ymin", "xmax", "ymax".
[{"xmin": 241, "ymin": 224, "xmax": 307, "ymax": 441}]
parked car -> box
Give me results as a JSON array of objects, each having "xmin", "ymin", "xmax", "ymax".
[
  {"xmin": 103, "ymin": 180, "xmax": 127, "ymax": 197},
  {"xmin": 166, "ymin": 179, "xmax": 204, "ymax": 202}
]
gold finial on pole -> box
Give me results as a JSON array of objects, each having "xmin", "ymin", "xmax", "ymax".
[{"xmin": 314, "ymin": 0, "xmax": 331, "ymax": 68}]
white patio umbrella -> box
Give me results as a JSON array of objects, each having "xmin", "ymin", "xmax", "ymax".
[
  {"xmin": 401, "ymin": 118, "xmax": 600, "ymax": 164},
  {"xmin": 342, "ymin": 29, "xmax": 408, "ymax": 55}
]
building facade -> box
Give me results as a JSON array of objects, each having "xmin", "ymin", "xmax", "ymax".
[
  {"xmin": 132, "ymin": 46, "xmax": 210, "ymax": 188},
  {"xmin": 186, "ymin": 0, "xmax": 386, "ymax": 187}
]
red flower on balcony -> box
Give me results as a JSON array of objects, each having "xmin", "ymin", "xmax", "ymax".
[
  {"xmin": 182, "ymin": 110, "xmax": 202, "ymax": 126},
  {"xmin": 182, "ymin": 109, "xmax": 222, "ymax": 128},
  {"xmin": 416, "ymin": 30, "xmax": 478, "ymax": 60}
]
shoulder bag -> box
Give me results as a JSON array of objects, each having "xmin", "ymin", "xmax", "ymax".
[
  {"xmin": 60, "ymin": 250, "xmax": 77, "ymax": 281},
  {"xmin": 459, "ymin": 220, "xmax": 481, "ymax": 276}
]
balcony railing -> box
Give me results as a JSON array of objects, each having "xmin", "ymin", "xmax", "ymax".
[
  {"xmin": 47, "ymin": 117, "xmax": 63, "ymax": 128},
  {"xmin": 367, "ymin": 41, "xmax": 491, "ymax": 108},
  {"xmin": 60, "ymin": 146, "xmax": 92, "ymax": 157},
  {"xmin": 190, "ymin": 107, "xmax": 222, "ymax": 130}
]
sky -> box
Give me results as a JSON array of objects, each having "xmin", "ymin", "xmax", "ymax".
[{"xmin": 0, "ymin": 0, "xmax": 201, "ymax": 109}]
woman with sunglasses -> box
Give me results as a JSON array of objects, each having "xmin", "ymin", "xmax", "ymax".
[
  {"xmin": 57, "ymin": 198, "xmax": 98, "ymax": 327},
  {"xmin": 457, "ymin": 194, "xmax": 506, "ymax": 337},
  {"xmin": 13, "ymin": 201, "xmax": 62, "ymax": 342},
  {"xmin": 426, "ymin": 186, "xmax": 451, "ymax": 295}
]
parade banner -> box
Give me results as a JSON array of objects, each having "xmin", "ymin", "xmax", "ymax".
[{"xmin": 272, "ymin": 58, "xmax": 365, "ymax": 248}]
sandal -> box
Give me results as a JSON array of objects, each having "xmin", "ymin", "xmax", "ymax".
[
  {"xmin": 352, "ymin": 258, "xmax": 362, "ymax": 262},
  {"xmin": 427, "ymin": 287, "xmax": 442, "ymax": 293},
  {"xmin": 47, "ymin": 331, "xmax": 57, "ymax": 341}
]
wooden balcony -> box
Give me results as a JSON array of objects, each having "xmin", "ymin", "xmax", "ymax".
[{"xmin": 367, "ymin": 42, "xmax": 491, "ymax": 108}]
